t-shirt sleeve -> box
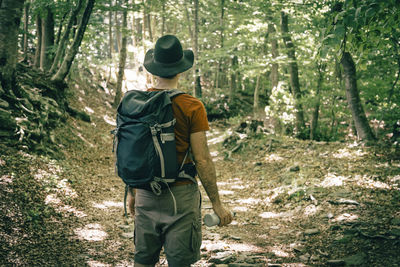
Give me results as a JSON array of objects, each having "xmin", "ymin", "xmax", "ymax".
[{"xmin": 189, "ymin": 100, "xmax": 210, "ymax": 133}]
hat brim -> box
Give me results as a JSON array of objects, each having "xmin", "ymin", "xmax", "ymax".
[{"xmin": 143, "ymin": 49, "xmax": 194, "ymax": 77}]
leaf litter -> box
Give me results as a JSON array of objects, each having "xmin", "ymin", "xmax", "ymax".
[{"xmin": 1, "ymin": 81, "xmax": 400, "ymax": 266}]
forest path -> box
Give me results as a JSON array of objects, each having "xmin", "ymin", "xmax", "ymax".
[
  {"xmin": 18, "ymin": 80, "xmax": 399, "ymax": 266},
  {"xmin": 52, "ymin": 82, "xmax": 272, "ymax": 266}
]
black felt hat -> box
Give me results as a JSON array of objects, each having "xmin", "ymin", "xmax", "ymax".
[{"xmin": 144, "ymin": 35, "xmax": 194, "ymax": 77}]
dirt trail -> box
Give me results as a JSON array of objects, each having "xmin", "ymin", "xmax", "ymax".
[
  {"xmin": 2, "ymin": 79, "xmax": 400, "ymax": 266},
  {"xmin": 57, "ymin": 85, "xmax": 400, "ymax": 266}
]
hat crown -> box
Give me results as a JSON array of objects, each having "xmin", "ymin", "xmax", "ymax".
[{"xmin": 154, "ymin": 35, "xmax": 183, "ymax": 64}]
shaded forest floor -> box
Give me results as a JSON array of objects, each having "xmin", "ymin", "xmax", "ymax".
[{"xmin": 1, "ymin": 74, "xmax": 400, "ymax": 267}]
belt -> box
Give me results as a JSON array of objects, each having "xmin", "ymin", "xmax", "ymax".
[{"xmin": 171, "ymin": 180, "xmax": 195, "ymax": 186}]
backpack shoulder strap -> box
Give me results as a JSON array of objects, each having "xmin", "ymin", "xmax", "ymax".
[{"xmin": 167, "ymin": 90, "xmax": 186, "ymax": 99}]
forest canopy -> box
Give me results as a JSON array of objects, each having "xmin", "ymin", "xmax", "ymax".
[{"xmin": 1, "ymin": 0, "xmax": 400, "ymax": 145}]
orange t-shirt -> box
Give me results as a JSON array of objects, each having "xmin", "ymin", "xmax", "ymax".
[{"xmin": 148, "ymin": 89, "xmax": 210, "ymax": 164}]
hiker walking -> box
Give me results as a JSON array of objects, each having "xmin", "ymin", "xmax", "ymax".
[{"xmin": 115, "ymin": 35, "xmax": 232, "ymax": 267}]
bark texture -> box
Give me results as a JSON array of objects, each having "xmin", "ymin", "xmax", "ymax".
[
  {"xmin": 310, "ymin": 64, "xmax": 324, "ymax": 140},
  {"xmin": 193, "ymin": 0, "xmax": 202, "ymax": 97},
  {"xmin": 112, "ymin": 3, "xmax": 128, "ymax": 108},
  {"xmin": 341, "ymin": 52, "xmax": 376, "ymax": 141},
  {"xmin": 0, "ymin": 0, "xmax": 25, "ymax": 89},
  {"xmin": 22, "ymin": 2, "xmax": 30, "ymax": 62},
  {"xmin": 40, "ymin": 7, "xmax": 55, "ymax": 71},
  {"xmin": 50, "ymin": 0, "xmax": 84, "ymax": 74},
  {"xmin": 268, "ymin": 22, "xmax": 279, "ymax": 91},
  {"xmin": 34, "ymin": 15, "xmax": 42, "ymax": 68},
  {"xmin": 280, "ymin": 11, "xmax": 305, "ymax": 135},
  {"xmin": 51, "ymin": 0, "xmax": 95, "ymax": 82}
]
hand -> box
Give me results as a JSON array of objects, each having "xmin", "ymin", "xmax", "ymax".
[
  {"xmin": 213, "ymin": 204, "xmax": 233, "ymax": 227},
  {"xmin": 127, "ymin": 188, "xmax": 135, "ymax": 217}
]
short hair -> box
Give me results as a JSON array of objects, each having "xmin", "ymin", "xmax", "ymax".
[{"xmin": 159, "ymin": 74, "xmax": 177, "ymax": 79}]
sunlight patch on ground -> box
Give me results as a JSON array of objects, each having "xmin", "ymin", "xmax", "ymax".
[
  {"xmin": 77, "ymin": 132, "xmax": 94, "ymax": 147},
  {"xmin": 230, "ymin": 184, "xmax": 247, "ymax": 190},
  {"xmin": 219, "ymin": 190, "xmax": 235, "ymax": 195},
  {"xmin": 210, "ymin": 150, "xmax": 219, "ymax": 157},
  {"xmin": 353, "ymin": 174, "xmax": 391, "ymax": 190},
  {"xmin": 87, "ymin": 260, "xmax": 111, "ymax": 267},
  {"xmin": 201, "ymin": 240, "xmax": 263, "ymax": 252},
  {"xmin": 75, "ymin": 223, "xmax": 108, "ymax": 242},
  {"xmin": 93, "ymin": 200, "xmax": 123, "ymax": 209},
  {"xmin": 232, "ymin": 206, "xmax": 249, "ymax": 212},
  {"xmin": 319, "ymin": 172, "xmax": 350, "ymax": 187},
  {"xmin": 391, "ymin": 175, "xmax": 400, "ymax": 188},
  {"xmin": 332, "ymin": 213, "xmax": 359, "ymax": 222},
  {"xmin": 332, "ymin": 148, "xmax": 367, "ymax": 159},
  {"xmin": 45, "ymin": 194, "xmax": 87, "ymax": 218},
  {"xmin": 269, "ymin": 246, "xmax": 292, "ymax": 258},
  {"xmin": 115, "ymin": 261, "xmax": 135, "ymax": 267},
  {"xmin": 103, "ymin": 114, "xmax": 116, "ymax": 126},
  {"xmin": 236, "ymin": 197, "xmax": 263, "ymax": 205},
  {"xmin": 354, "ymin": 175, "xmax": 391, "ymax": 192},
  {"xmin": 32, "ymin": 162, "xmax": 77, "ymax": 198},
  {"xmin": 259, "ymin": 211, "xmax": 293, "ymax": 219},
  {"xmin": 0, "ymin": 174, "xmax": 13, "ymax": 185},
  {"xmin": 85, "ymin": 106, "xmax": 94, "ymax": 114},
  {"xmin": 304, "ymin": 204, "xmax": 319, "ymax": 216},
  {"xmin": 264, "ymin": 153, "xmax": 284, "ymax": 162}
]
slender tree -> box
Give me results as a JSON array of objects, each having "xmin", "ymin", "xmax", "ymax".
[
  {"xmin": 40, "ymin": 7, "xmax": 55, "ymax": 71},
  {"xmin": 0, "ymin": 0, "xmax": 25, "ymax": 89},
  {"xmin": 280, "ymin": 11, "xmax": 305, "ymax": 135},
  {"xmin": 50, "ymin": 0, "xmax": 84, "ymax": 74},
  {"xmin": 268, "ymin": 21, "xmax": 279, "ymax": 91},
  {"xmin": 193, "ymin": 0, "xmax": 202, "ymax": 97},
  {"xmin": 22, "ymin": 1, "xmax": 30, "ymax": 62},
  {"xmin": 215, "ymin": 0, "xmax": 225, "ymax": 89},
  {"xmin": 52, "ymin": 0, "xmax": 96, "ymax": 82},
  {"xmin": 113, "ymin": 1, "xmax": 128, "ymax": 108},
  {"xmin": 34, "ymin": 14, "xmax": 42, "ymax": 68},
  {"xmin": 310, "ymin": 63, "xmax": 324, "ymax": 140},
  {"xmin": 341, "ymin": 52, "xmax": 376, "ymax": 141}
]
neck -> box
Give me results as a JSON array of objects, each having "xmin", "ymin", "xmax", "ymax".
[{"xmin": 154, "ymin": 75, "xmax": 179, "ymax": 90}]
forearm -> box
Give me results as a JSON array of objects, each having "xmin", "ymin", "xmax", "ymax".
[{"xmin": 196, "ymin": 157, "xmax": 222, "ymax": 208}]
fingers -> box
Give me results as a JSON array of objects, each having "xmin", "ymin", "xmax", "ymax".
[{"xmin": 218, "ymin": 209, "xmax": 233, "ymax": 227}]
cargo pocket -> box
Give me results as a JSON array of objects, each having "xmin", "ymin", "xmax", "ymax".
[{"xmin": 190, "ymin": 220, "xmax": 202, "ymax": 252}]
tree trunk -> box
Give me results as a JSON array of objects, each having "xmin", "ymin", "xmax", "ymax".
[
  {"xmin": 268, "ymin": 22, "xmax": 279, "ymax": 91},
  {"xmin": 134, "ymin": 17, "xmax": 142, "ymax": 44},
  {"xmin": 229, "ymin": 53, "xmax": 238, "ymax": 103},
  {"xmin": 193, "ymin": 0, "xmax": 202, "ymax": 97},
  {"xmin": 55, "ymin": 1, "xmax": 70, "ymax": 46},
  {"xmin": 280, "ymin": 11, "xmax": 305, "ymax": 136},
  {"xmin": 340, "ymin": 52, "xmax": 376, "ymax": 141},
  {"xmin": 310, "ymin": 63, "xmax": 324, "ymax": 140},
  {"xmin": 107, "ymin": 0, "xmax": 113, "ymax": 84},
  {"xmin": 40, "ymin": 7, "xmax": 55, "ymax": 71},
  {"xmin": 215, "ymin": 0, "xmax": 225, "ymax": 89},
  {"xmin": 50, "ymin": 0, "xmax": 84, "ymax": 74},
  {"xmin": 115, "ymin": 10, "xmax": 121, "ymax": 53},
  {"xmin": 51, "ymin": 0, "xmax": 95, "ymax": 82},
  {"xmin": 253, "ymin": 75, "xmax": 261, "ymax": 118},
  {"xmin": 34, "ymin": 14, "xmax": 42, "ymax": 68},
  {"xmin": 113, "ymin": 2, "xmax": 128, "ymax": 108},
  {"xmin": 22, "ymin": 1, "xmax": 30, "ymax": 62},
  {"xmin": 147, "ymin": 14, "xmax": 153, "ymax": 42},
  {"xmin": 161, "ymin": 0, "xmax": 166, "ymax": 36},
  {"xmin": 0, "ymin": 0, "xmax": 24, "ymax": 89}
]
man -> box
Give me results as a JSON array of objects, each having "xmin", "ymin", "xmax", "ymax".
[{"xmin": 127, "ymin": 35, "xmax": 232, "ymax": 267}]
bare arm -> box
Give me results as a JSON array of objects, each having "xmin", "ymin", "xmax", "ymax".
[
  {"xmin": 127, "ymin": 187, "xmax": 135, "ymax": 216},
  {"xmin": 190, "ymin": 131, "xmax": 232, "ymax": 226}
]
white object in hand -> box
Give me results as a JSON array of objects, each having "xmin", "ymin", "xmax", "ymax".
[{"xmin": 203, "ymin": 213, "xmax": 221, "ymax": 227}]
